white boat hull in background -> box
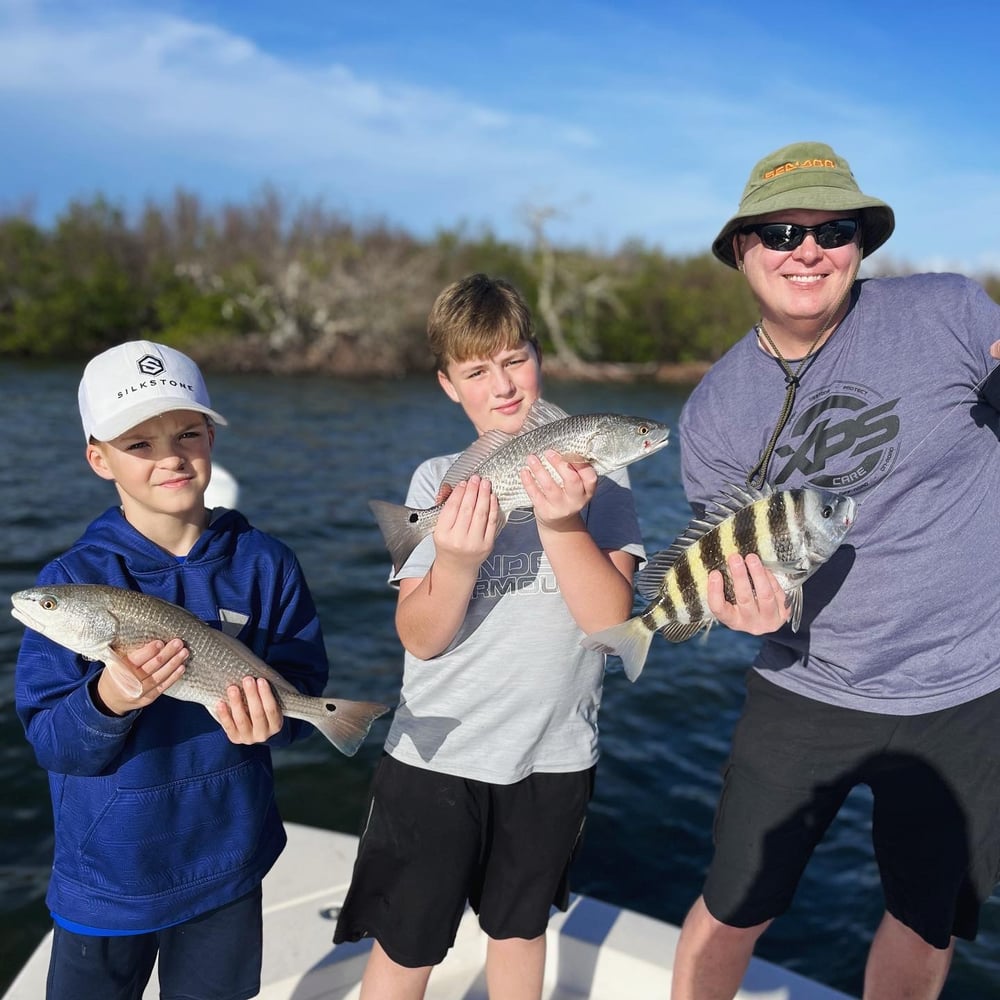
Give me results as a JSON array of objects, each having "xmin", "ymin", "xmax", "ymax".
[
  {"xmin": 3, "ymin": 823, "xmax": 854, "ymax": 1000},
  {"xmin": 205, "ymin": 462, "xmax": 239, "ymax": 509}
]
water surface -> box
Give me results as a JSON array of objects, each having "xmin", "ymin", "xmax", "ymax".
[{"xmin": 0, "ymin": 363, "xmax": 996, "ymax": 997}]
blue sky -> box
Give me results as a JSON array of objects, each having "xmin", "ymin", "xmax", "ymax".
[{"xmin": 3, "ymin": 0, "xmax": 999, "ymax": 273}]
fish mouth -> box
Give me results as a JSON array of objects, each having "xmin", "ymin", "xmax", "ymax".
[
  {"xmin": 644, "ymin": 433, "xmax": 671, "ymax": 453},
  {"xmin": 634, "ymin": 431, "xmax": 670, "ymax": 460},
  {"xmin": 10, "ymin": 606, "xmax": 36, "ymax": 630}
]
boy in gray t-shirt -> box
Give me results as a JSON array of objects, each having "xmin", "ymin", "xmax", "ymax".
[{"xmin": 335, "ymin": 273, "xmax": 645, "ymax": 998}]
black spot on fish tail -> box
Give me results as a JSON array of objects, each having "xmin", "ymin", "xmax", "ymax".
[
  {"xmin": 408, "ymin": 513, "xmax": 419, "ymax": 524},
  {"xmin": 313, "ymin": 698, "xmax": 392, "ymax": 757}
]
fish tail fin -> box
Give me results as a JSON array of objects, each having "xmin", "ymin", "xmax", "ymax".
[
  {"xmin": 581, "ymin": 617, "xmax": 654, "ymax": 682},
  {"xmin": 368, "ymin": 499, "xmax": 428, "ymax": 573},
  {"xmin": 313, "ymin": 699, "xmax": 392, "ymax": 756}
]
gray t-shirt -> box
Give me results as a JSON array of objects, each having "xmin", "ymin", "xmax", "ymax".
[
  {"xmin": 382, "ymin": 457, "xmax": 645, "ymax": 784},
  {"xmin": 680, "ymin": 272, "xmax": 1000, "ymax": 715}
]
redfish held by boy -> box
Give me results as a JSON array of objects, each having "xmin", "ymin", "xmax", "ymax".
[
  {"xmin": 581, "ymin": 484, "xmax": 856, "ymax": 682},
  {"xmin": 368, "ymin": 398, "xmax": 671, "ymax": 573},
  {"xmin": 11, "ymin": 584, "xmax": 391, "ymax": 756}
]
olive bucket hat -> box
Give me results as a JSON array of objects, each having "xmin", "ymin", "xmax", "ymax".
[{"xmin": 712, "ymin": 141, "xmax": 895, "ymax": 269}]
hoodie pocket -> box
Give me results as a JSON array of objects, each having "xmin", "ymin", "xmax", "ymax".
[{"xmin": 76, "ymin": 759, "xmax": 274, "ymax": 896}]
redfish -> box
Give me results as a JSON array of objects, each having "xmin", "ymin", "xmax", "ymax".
[
  {"xmin": 369, "ymin": 398, "xmax": 670, "ymax": 572},
  {"xmin": 11, "ymin": 584, "xmax": 390, "ymax": 756}
]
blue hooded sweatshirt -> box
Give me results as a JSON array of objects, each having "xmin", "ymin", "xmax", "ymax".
[{"xmin": 14, "ymin": 505, "xmax": 329, "ymax": 933}]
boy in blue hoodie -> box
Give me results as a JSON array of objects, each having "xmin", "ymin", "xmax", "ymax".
[{"xmin": 14, "ymin": 341, "xmax": 330, "ymax": 1000}]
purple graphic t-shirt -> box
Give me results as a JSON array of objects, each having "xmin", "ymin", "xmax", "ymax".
[{"xmin": 680, "ymin": 272, "xmax": 1000, "ymax": 714}]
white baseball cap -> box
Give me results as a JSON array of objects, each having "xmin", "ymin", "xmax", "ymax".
[{"xmin": 79, "ymin": 340, "xmax": 228, "ymax": 441}]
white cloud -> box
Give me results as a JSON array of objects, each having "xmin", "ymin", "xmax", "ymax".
[{"xmin": 1, "ymin": 1, "xmax": 999, "ymax": 271}]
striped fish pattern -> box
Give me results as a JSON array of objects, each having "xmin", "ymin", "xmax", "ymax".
[{"xmin": 581, "ymin": 483, "xmax": 856, "ymax": 681}]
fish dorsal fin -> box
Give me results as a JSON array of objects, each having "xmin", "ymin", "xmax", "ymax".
[
  {"xmin": 636, "ymin": 546, "xmax": 686, "ymax": 599},
  {"xmin": 440, "ymin": 400, "xmax": 570, "ymax": 487},
  {"xmin": 706, "ymin": 482, "xmax": 771, "ymax": 517},
  {"xmin": 634, "ymin": 510, "xmax": 733, "ymax": 599},
  {"xmin": 634, "ymin": 483, "xmax": 772, "ymax": 600},
  {"xmin": 517, "ymin": 398, "xmax": 570, "ymax": 432},
  {"xmin": 441, "ymin": 429, "xmax": 516, "ymax": 486}
]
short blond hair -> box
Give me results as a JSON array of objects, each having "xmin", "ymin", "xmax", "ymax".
[{"xmin": 427, "ymin": 273, "xmax": 539, "ymax": 372}]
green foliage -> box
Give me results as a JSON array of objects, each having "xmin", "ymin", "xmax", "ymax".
[
  {"xmin": 150, "ymin": 268, "xmax": 246, "ymax": 347},
  {"xmin": 0, "ymin": 191, "xmax": 941, "ymax": 373}
]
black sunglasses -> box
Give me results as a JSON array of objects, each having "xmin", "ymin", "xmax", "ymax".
[{"xmin": 739, "ymin": 218, "xmax": 859, "ymax": 252}]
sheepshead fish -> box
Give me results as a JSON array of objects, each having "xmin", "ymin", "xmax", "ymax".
[
  {"xmin": 582, "ymin": 484, "xmax": 856, "ymax": 682},
  {"xmin": 10, "ymin": 584, "xmax": 391, "ymax": 756},
  {"xmin": 369, "ymin": 398, "xmax": 670, "ymax": 572}
]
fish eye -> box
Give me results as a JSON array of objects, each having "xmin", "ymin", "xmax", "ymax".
[
  {"xmin": 821, "ymin": 505, "xmax": 834, "ymax": 519},
  {"xmin": 637, "ymin": 424, "xmax": 649, "ymax": 434},
  {"xmin": 39, "ymin": 596, "xmax": 59, "ymax": 610}
]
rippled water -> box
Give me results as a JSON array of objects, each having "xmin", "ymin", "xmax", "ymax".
[{"xmin": 0, "ymin": 362, "xmax": 996, "ymax": 998}]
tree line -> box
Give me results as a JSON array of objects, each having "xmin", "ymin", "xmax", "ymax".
[{"xmin": 2, "ymin": 189, "xmax": 997, "ymax": 379}]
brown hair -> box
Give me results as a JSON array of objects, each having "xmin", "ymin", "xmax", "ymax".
[{"xmin": 427, "ymin": 273, "xmax": 539, "ymax": 372}]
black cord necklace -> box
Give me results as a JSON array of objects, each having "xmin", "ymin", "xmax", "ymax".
[{"xmin": 745, "ymin": 320, "xmax": 831, "ymax": 490}]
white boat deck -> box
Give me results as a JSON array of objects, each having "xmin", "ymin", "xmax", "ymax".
[{"xmin": 3, "ymin": 823, "xmax": 854, "ymax": 999}]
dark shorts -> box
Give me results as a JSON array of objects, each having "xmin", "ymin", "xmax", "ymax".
[
  {"xmin": 333, "ymin": 754, "xmax": 595, "ymax": 968},
  {"xmin": 46, "ymin": 887, "xmax": 263, "ymax": 1000},
  {"xmin": 703, "ymin": 672, "xmax": 1000, "ymax": 947}
]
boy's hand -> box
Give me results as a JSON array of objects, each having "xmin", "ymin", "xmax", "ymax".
[
  {"xmin": 432, "ymin": 475, "xmax": 499, "ymax": 566},
  {"xmin": 216, "ymin": 676, "xmax": 284, "ymax": 745},
  {"xmin": 520, "ymin": 450, "xmax": 597, "ymax": 529},
  {"xmin": 95, "ymin": 639, "xmax": 189, "ymax": 716}
]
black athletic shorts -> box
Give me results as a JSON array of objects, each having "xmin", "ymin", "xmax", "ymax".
[
  {"xmin": 333, "ymin": 754, "xmax": 595, "ymax": 967},
  {"xmin": 703, "ymin": 671, "xmax": 1000, "ymax": 948}
]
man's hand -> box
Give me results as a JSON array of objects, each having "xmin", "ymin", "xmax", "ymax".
[{"xmin": 707, "ymin": 553, "xmax": 790, "ymax": 635}]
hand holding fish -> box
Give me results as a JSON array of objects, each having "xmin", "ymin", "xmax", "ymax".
[
  {"xmin": 11, "ymin": 585, "xmax": 390, "ymax": 755},
  {"xmin": 519, "ymin": 450, "xmax": 598, "ymax": 529},
  {"xmin": 581, "ymin": 485, "xmax": 855, "ymax": 681},
  {"xmin": 991, "ymin": 341, "xmax": 1000, "ymax": 360},
  {"xmin": 215, "ymin": 676, "xmax": 284, "ymax": 745},
  {"xmin": 96, "ymin": 638, "xmax": 190, "ymax": 716},
  {"xmin": 707, "ymin": 553, "xmax": 792, "ymax": 636},
  {"xmin": 369, "ymin": 401, "xmax": 670, "ymax": 573},
  {"xmin": 432, "ymin": 475, "xmax": 500, "ymax": 569}
]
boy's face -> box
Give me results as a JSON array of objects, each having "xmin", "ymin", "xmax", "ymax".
[
  {"xmin": 438, "ymin": 341, "xmax": 542, "ymax": 437},
  {"xmin": 86, "ymin": 410, "xmax": 214, "ymax": 523}
]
